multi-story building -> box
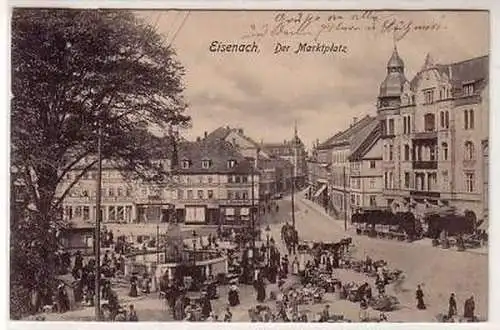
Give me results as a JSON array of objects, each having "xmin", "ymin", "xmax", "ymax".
[
  {"xmin": 173, "ymin": 138, "xmax": 259, "ymax": 225},
  {"xmin": 377, "ymin": 47, "xmax": 489, "ymax": 223},
  {"xmin": 261, "ymin": 125, "xmax": 308, "ymax": 187},
  {"xmin": 205, "ymin": 126, "xmax": 298, "ymax": 200},
  {"xmin": 348, "ymin": 122, "xmax": 385, "ymax": 212},
  {"xmin": 59, "ymin": 137, "xmax": 260, "ymax": 227},
  {"xmin": 315, "ymin": 116, "xmax": 381, "ymax": 219}
]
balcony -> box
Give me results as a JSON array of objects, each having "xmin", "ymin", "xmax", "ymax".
[
  {"xmin": 412, "ymin": 161, "xmax": 438, "ymax": 170},
  {"xmin": 410, "ymin": 190, "xmax": 441, "ymax": 198},
  {"xmin": 413, "ymin": 131, "xmax": 437, "ymax": 140}
]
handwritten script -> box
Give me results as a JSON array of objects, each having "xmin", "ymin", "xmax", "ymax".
[{"xmin": 242, "ymin": 11, "xmax": 446, "ymax": 41}]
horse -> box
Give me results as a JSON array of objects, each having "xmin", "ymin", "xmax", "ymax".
[{"xmin": 282, "ymin": 226, "xmax": 299, "ymax": 254}]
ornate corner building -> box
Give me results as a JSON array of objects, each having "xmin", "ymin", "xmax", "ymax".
[{"xmin": 377, "ymin": 46, "xmax": 489, "ymax": 223}]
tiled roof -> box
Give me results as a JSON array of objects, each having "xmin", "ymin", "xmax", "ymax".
[
  {"xmin": 317, "ymin": 115, "xmax": 374, "ymax": 149},
  {"xmin": 205, "ymin": 126, "xmax": 261, "ymax": 149},
  {"xmin": 174, "ymin": 139, "xmax": 257, "ymax": 174},
  {"xmin": 410, "ymin": 55, "xmax": 489, "ymax": 93},
  {"xmin": 349, "ymin": 120, "xmax": 381, "ymax": 161}
]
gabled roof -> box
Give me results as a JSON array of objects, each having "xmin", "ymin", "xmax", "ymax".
[
  {"xmin": 206, "ymin": 126, "xmax": 261, "ymax": 149},
  {"xmin": 349, "ymin": 121, "xmax": 381, "ymax": 161},
  {"xmin": 317, "ymin": 115, "xmax": 375, "ymax": 149},
  {"xmin": 175, "ymin": 139, "xmax": 257, "ymax": 174},
  {"xmin": 410, "ymin": 55, "xmax": 489, "ymax": 93}
]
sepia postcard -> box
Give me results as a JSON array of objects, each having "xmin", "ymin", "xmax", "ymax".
[{"xmin": 8, "ymin": 5, "xmax": 491, "ymax": 326}]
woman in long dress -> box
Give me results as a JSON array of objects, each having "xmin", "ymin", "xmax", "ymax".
[{"xmin": 416, "ymin": 285, "xmax": 426, "ymax": 310}]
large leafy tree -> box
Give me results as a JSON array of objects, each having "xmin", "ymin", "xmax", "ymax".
[{"xmin": 10, "ymin": 8, "xmax": 190, "ymax": 315}]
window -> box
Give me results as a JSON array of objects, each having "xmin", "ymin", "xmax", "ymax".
[
  {"xmin": 403, "ymin": 116, "xmax": 411, "ymax": 134},
  {"xmin": 242, "ymin": 191, "xmax": 248, "ymax": 200},
  {"xmin": 404, "ymin": 172, "xmax": 410, "ymax": 188},
  {"xmin": 227, "ymin": 191, "xmax": 233, "ymax": 200},
  {"xmin": 442, "ymin": 143, "xmax": 449, "ymax": 161},
  {"xmin": 197, "ymin": 190, "xmax": 204, "ymax": 199},
  {"xmin": 428, "ymin": 173, "xmax": 437, "ymax": 191},
  {"xmin": 369, "ymin": 195, "xmax": 377, "ymax": 207},
  {"xmin": 227, "ymin": 160, "xmax": 236, "ymax": 168},
  {"xmin": 207, "ymin": 190, "xmax": 214, "ymax": 199},
  {"xmin": 75, "ymin": 206, "xmax": 82, "ymax": 218},
  {"xmin": 177, "ymin": 189, "xmax": 184, "ymax": 200},
  {"xmin": 439, "ymin": 111, "xmax": 450, "ymax": 128},
  {"xmin": 439, "ymin": 87, "xmax": 446, "ymax": 100},
  {"xmin": 404, "ymin": 145, "xmax": 410, "ymax": 161},
  {"xmin": 83, "ymin": 206, "xmax": 90, "ymax": 220},
  {"xmin": 207, "ymin": 176, "xmax": 213, "ymax": 184},
  {"xmin": 242, "ymin": 175, "xmax": 248, "ymax": 183},
  {"xmin": 356, "ymin": 195, "xmax": 361, "ymax": 206},
  {"xmin": 234, "ymin": 191, "xmax": 241, "ymax": 200},
  {"xmin": 117, "ymin": 206, "xmax": 124, "ymax": 221},
  {"xmin": 235, "ymin": 176, "xmax": 241, "ymax": 183},
  {"xmin": 198, "ymin": 176, "xmax": 204, "ymax": 184},
  {"xmin": 369, "ymin": 178, "xmax": 375, "ymax": 189},
  {"xmin": 388, "ymin": 119, "xmax": 395, "ymax": 135},
  {"xmin": 369, "ymin": 160, "xmax": 376, "ymax": 169},
  {"xmin": 117, "ymin": 188, "xmax": 122, "ymax": 197},
  {"xmin": 228, "ymin": 176, "xmax": 233, "ymax": 183},
  {"xmin": 201, "ymin": 160, "xmax": 211, "ymax": 169},
  {"xmin": 465, "ymin": 172, "xmax": 475, "ymax": 192},
  {"xmin": 351, "ymin": 194, "xmax": 356, "ymax": 205},
  {"xmin": 108, "ymin": 188, "xmax": 114, "ymax": 197},
  {"xmin": 463, "ymin": 83, "xmax": 474, "ymax": 97},
  {"xmin": 464, "ymin": 141, "xmax": 475, "ymax": 160},
  {"xmin": 430, "ymin": 146, "xmax": 436, "ymax": 161},
  {"xmin": 181, "ymin": 160, "xmax": 190, "ymax": 169},
  {"xmin": 464, "ymin": 109, "xmax": 474, "ymax": 130},
  {"xmin": 187, "ymin": 190, "xmax": 193, "ymax": 199},
  {"xmin": 424, "ymin": 113, "xmax": 436, "ymax": 132},
  {"xmin": 389, "ymin": 145, "xmax": 393, "ymax": 160},
  {"xmin": 424, "ymin": 89, "xmax": 434, "ymax": 104},
  {"xmin": 108, "ymin": 206, "xmax": 116, "ymax": 221}
]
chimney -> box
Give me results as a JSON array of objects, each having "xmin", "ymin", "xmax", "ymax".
[
  {"xmin": 238, "ymin": 128, "xmax": 244, "ymax": 135},
  {"xmin": 350, "ymin": 117, "xmax": 358, "ymax": 127},
  {"xmin": 204, "ymin": 131, "xmax": 208, "ymax": 138},
  {"xmin": 196, "ymin": 137, "xmax": 201, "ymax": 142},
  {"xmin": 448, "ymin": 65, "xmax": 452, "ymax": 80}
]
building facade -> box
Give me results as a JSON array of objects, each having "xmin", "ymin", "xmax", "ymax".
[
  {"xmin": 377, "ymin": 47, "xmax": 489, "ymax": 223},
  {"xmin": 59, "ymin": 138, "xmax": 260, "ymax": 227},
  {"xmin": 311, "ymin": 116, "xmax": 382, "ymax": 220}
]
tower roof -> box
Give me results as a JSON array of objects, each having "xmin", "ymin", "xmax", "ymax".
[{"xmin": 387, "ymin": 46, "xmax": 404, "ymax": 68}]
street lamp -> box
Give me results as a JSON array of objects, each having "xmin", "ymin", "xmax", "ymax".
[
  {"xmin": 265, "ymin": 225, "xmax": 271, "ymax": 247},
  {"xmin": 192, "ymin": 230, "xmax": 197, "ymax": 263}
]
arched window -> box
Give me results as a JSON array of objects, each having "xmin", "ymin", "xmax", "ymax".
[
  {"xmin": 442, "ymin": 142, "xmax": 448, "ymax": 161},
  {"xmin": 464, "ymin": 141, "xmax": 475, "ymax": 160}
]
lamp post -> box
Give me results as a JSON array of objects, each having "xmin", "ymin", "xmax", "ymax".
[
  {"xmin": 265, "ymin": 225, "xmax": 271, "ymax": 247},
  {"xmin": 192, "ymin": 230, "xmax": 197, "ymax": 263},
  {"xmin": 94, "ymin": 123, "xmax": 102, "ymax": 321},
  {"xmin": 156, "ymin": 224, "xmax": 160, "ymax": 264}
]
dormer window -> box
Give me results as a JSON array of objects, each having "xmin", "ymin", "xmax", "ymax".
[
  {"xmin": 227, "ymin": 159, "xmax": 236, "ymax": 168},
  {"xmin": 181, "ymin": 159, "xmax": 191, "ymax": 169},
  {"xmin": 463, "ymin": 83, "xmax": 474, "ymax": 97},
  {"xmin": 201, "ymin": 159, "xmax": 211, "ymax": 169}
]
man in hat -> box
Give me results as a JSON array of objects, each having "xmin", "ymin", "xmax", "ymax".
[{"xmin": 200, "ymin": 292, "xmax": 212, "ymax": 320}]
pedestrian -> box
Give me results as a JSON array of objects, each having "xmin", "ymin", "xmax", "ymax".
[
  {"xmin": 291, "ymin": 256, "xmax": 299, "ymax": 275},
  {"xmin": 228, "ymin": 284, "xmax": 240, "ymax": 306},
  {"xmin": 464, "ymin": 295, "xmax": 475, "ymax": 321},
  {"xmin": 359, "ymin": 300, "xmax": 369, "ymax": 322},
  {"xmin": 127, "ymin": 304, "xmax": 138, "ymax": 321},
  {"xmin": 223, "ymin": 307, "xmax": 233, "ymax": 322},
  {"xmin": 320, "ymin": 304, "xmax": 330, "ymax": 322},
  {"xmin": 448, "ymin": 293, "xmax": 457, "ymax": 319},
  {"xmin": 416, "ymin": 285, "xmax": 426, "ymax": 310},
  {"xmin": 201, "ymin": 292, "xmax": 212, "ymax": 319}
]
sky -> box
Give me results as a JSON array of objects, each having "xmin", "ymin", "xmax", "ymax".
[{"xmin": 137, "ymin": 10, "xmax": 489, "ymax": 150}]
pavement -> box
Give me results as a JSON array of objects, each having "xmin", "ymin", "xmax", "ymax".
[{"xmin": 32, "ymin": 192, "xmax": 488, "ymax": 322}]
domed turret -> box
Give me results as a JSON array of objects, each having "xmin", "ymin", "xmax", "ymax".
[
  {"xmin": 378, "ymin": 45, "xmax": 408, "ymax": 108},
  {"xmin": 387, "ymin": 46, "xmax": 404, "ymax": 69}
]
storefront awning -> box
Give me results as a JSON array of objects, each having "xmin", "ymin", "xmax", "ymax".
[{"xmin": 313, "ymin": 184, "xmax": 327, "ymax": 198}]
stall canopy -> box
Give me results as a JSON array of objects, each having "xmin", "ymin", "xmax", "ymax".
[{"xmin": 313, "ymin": 184, "xmax": 327, "ymax": 198}]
